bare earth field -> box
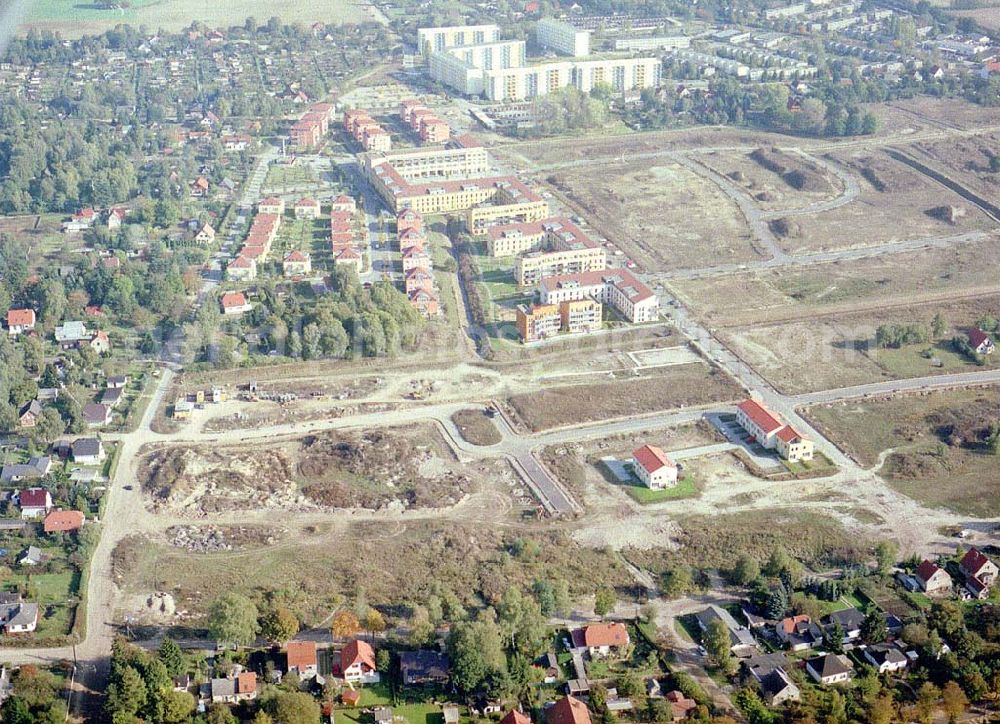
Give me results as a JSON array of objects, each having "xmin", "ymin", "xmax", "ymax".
[
  {"xmin": 805, "ymin": 387, "xmax": 1000, "ymax": 517},
  {"xmin": 671, "ymin": 235, "xmax": 1000, "ymax": 327},
  {"xmin": 112, "ymin": 521, "xmax": 636, "ymax": 620},
  {"xmin": 504, "ymin": 362, "xmax": 743, "ymax": 432},
  {"xmin": 544, "ymin": 159, "xmax": 764, "ymax": 271},
  {"xmin": 698, "ymin": 147, "xmax": 842, "ymax": 213},
  {"xmin": 912, "ymin": 132, "xmax": 1000, "ymax": 200},
  {"xmin": 770, "ymin": 150, "xmax": 996, "ymax": 254},
  {"xmin": 139, "ymin": 423, "xmax": 491, "ymax": 513},
  {"xmin": 946, "ymin": 7, "xmax": 1000, "ymax": 30},
  {"xmin": 880, "ymin": 97, "xmax": 1000, "ymax": 130},
  {"xmin": 720, "ymin": 296, "xmax": 1000, "ymax": 394}
]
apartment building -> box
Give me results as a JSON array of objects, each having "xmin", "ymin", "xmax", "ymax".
[
  {"xmin": 446, "ymin": 40, "xmax": 526, "ymax": 71},
  {"xmin": 536, "ymin": 18, "xmax": 591, "ymax": 57},
  {"xmin": 429, "ymin": 51, "xmax": 489, "ymax": 95},
  {"xmin": 516, "ymin": 245, "xmax": 606, "ymax": 286},
  {"xmin": 538, "ymin": 269, "xmax": 658, "ymax": 323},
  {"xmin": 516, "ymin": 298, "xmax": 602, "ymax": 342},
  {"xmin": 483, "ymin": 56, "xmax": 661, "ymax": 101},
  {"xmin": 417, "ymin": 24, "xmax": 500, "ymax": 55},
  {"xmin": 487, "ymin": 221, "xmax": 547, "ymax": 256},
  {"xmin": 366, "ymin": 147, "xmax": 490, "ymax": 182},
  {"xmin": 466, "ymin": 199, "xmax": 551, "ymax": 234}
]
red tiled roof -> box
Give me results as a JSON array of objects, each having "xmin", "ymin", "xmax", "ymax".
[
  {"xmin": 237, "ymin": 671, "xmax": 256, "ymax": 695},
  {"xmin": 341, "ymin": 639, "xmax": 376, "ymax": 672},
  {"xmin": 7, "ymin": 309, "xmax": 35, "ymax": 327},
  {"xmin": 501, "ymin": 711, "xmax": 531, "ymax": 724},
  {"xmin": 915, "ymin": 560, "xmax": 941, "ymax": 582},
  {"xmin": 284, "ymin": 251, "xmax": 309, "ymax": 262},
  {"xmin": 737, "ymin": 399, "xmax": 784, "ymax": 435},
  {"xmin": 221, "ymin": 292, "xmax": 248, "ymax": 309},
  {"xmin": 962, "ymin": 547, "xmax": 993, "ymax": 576},
  {"xmin": 632, "ymin": 445, "xmax": 674, "ymax": 474},
  {"xmin": 778, "ymin": 614, "xmax": 810, "ymax": 634},
  {"xmin": 776, "ymin": 425, "xmax": 804, "ymax": 444},
  {"xmin": 968, "ymin": 329, "xmax": 992, "ymax": 349},
  {"xmin": 286, "ymin": 641, "xmax": 317, "ymax": 670},
  {"xmin": 580, "ymin": 622, "xmax": 629, "ymax": 648},
  {"xmin": 547, "ymin": 697, "xmax": 591, "ymax": 724},
  {"xmin": 539, "ymin": 269, "xmax": 654, "ymax": 304},
  {"xmin": 295, "ymin": 197, "xmax": 320, "ymax": 207},
  {"xmin": 19, "ymin": 488, "xmax": 50, "ymax": 508},
  {"xmin": 229, "ymin": 256, "xmax": 254, "ymax": 269},
  {"xmin": 44, "ymin": 510, "xmax": 85, "ymax": 533}
]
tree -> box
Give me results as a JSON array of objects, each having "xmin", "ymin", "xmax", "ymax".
[
  {"xmin": 376, "ymin": 649, "xmax": 391, "ymax": 672},
  {"xmin": 825, "ymin": 621, "xmax": 844, "ymax": 654},
  {"xmin": 205, "ymin": 703, "xmax": 238, "ymax": 724},
  {"xmin": 106, "ymin": 665, "xmax": 148, "ymax": 718},
  {"xmin": 364, "ymin": 607, "xmax": 387, "ymax": 641},
  {"xmin": 661, "ymin": 567, "xmax": 694, "ymax": 598},
  {"xmin": 265, "ymin": 691, "xmax": 321, "ymax": 723},
  {"xmin": 861, "ymin": 608, "xmax": 888, "ymax": 644},
  {"xmin": 765, "ymin": 587, "xmax": 788, "ymax": 620},
  {"xmin": 409, "ymin": 606, "xmax": 435, "ymax": 647},
  {"xmin": 874, "ymin": 541, "xmax": 898, "ymax": 574},
  {"xmin": 207, "ymin": 592, "xmax": 259, "ymax": 647},
  {"xmin": 447, "ymin": 617, "xmax": 507, "ymax": 693},
  {"xmin": 157, "ymin": 638, "xmax": 185, "ymax": 677},
  {"xmin": 161, "ymin": 690, "xmax": 196, "ymax": 724},
  {"xmin": 553, "ymin": 579, "xmax": 571, "ymax": 617},
  {"xmin": 942, "ymin": 681, "xmax": 968, "ymax": 722},
  {"xmin": 331, "ymin": 609, "xmax": 360, "ymax": 640},
  {"xmin": 731, "ymin": 555, "xmax": 760, "ymax": 586},
  {"xmin": 932, "ymin": 312, "xmax": 948, "ymax": 339},
  {"xmin": 915, "ymin": 682, "xmax": 939, "ymax": 724},
  {"xmin": 594, "ymin": 587, "xmax": 617, "ymax": 618},
  {"xmin": 703, "ymin": 619, "xmax": 736, "ymax": 675},
  {"xmin": 868, "ymin": 693, "xmax": 896, "ymax": 724},
  {"xmin": 260, "ymin": 607, "xmax": 299, "ymax": 644}
]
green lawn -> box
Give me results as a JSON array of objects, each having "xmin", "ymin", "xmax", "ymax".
[
  {"xmin": 782, "ymin": 452, "xmax": 838, "ymax": 476},
  {"xmin": 840, "ymin": 591, "xmax": 866, "ymax": 610},
  {"xmin": 617, "ymin": 476, "xmax": 699, "ymax": 504},
  {"xmin": 336, "ymin": 683, "xmax": 449, "ymax": 724},
  {"xmin": 674, "ymin": 615, "xmax": 700, "ymax": 643},
  {"xmin": 263, "ymin": 164, "xmax": 318, "ymax": 191},
  {"xmin": 871, "ymin": 342, "xmax": 999, "ymax": 378}
]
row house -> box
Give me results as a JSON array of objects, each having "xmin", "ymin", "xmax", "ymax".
[
  {"xmin": 400, "ymin": 98, "xmax": 451, "ymax": 144},
  {"xmin": 343, "ymin": 108, "xmax": 392, "ymax": 152}
]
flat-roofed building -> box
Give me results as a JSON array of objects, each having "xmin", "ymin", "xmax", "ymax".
[
  {"xmin": 417, "ymin": 24, "xmax": 500, "ymax": 55},
  {"xmin": 484, "ymin": 56, "xmax": 661, "ymax": 101},
  {"xmin": 536, "ymin": 18, "xmax": 591, "ymax": 57}
]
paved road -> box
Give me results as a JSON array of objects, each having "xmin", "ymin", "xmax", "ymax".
[
  {"xmin": 759, "ymin": 149, "xmax": 860, "ymax": 221},
  {"xmin": 794, "ymin": 368, "xmax": 1000, "ymax": 406}
]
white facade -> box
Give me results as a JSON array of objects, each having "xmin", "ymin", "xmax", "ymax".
[
  {"xmin": 484, "ymin": 57, "xmax": 661, "ymax": 101},
  {"xmin": 430, "ymin": 51, "xmax": 488, "ymax": 95},
  {"xmin": 536, "ymin": 18, "xmax": 591, "ymax": 57},
  {"xmin": 417, "ymin": 24, "xmax": 500, "ymax": 55},
  {"xmin": 448, "ymin": 40, "xmax": 525, "ymax": 71}
]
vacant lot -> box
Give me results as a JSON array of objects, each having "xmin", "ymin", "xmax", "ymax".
[
  {"xmin": 22, "ymin": 0, "xmax": 368, "ymax": 36},
  {"xmin": 912, "ymin": 133, "xmax": 1000, "ymax": 201},
  {"xmin": 768, "ymin": 150, "xmax": 996, "ymax": 254},
  {"xmin": 505, "ymin": 363, "xmax": 742, "ymax": 432},
  {"xmin": 451, "ymin": 409, "xmax": 502, "ymax": 446},
  {"xmin": 671, "ymin": 236, "xmax": 1000, "ymax": 328},
  {"xmin": 623, "ymin": 509, "xmax": 865, "ymax": 575},
  {"xmin": 946, "ymin": 7, "xmax": 1000, "ymax": 30},
  {"xmin": 139, "ymin": 424, "xmax": 482, "ymax": 513},
  {"xmin": 543, "ymin": 158, "xmax": 763, "ymax": 271},
  {"xmin": 720, "ymin": 296, "xmax": 1000, "ymax": 393},
  {"xmin": 698, "ymin": 148, "xmax": 842, "ymax": 212},
  {"xmin": 879, "ymin": 97, "xmax": 1000, "ymax": 131},
  {"xmin": 805, "ymin": 386, "xmax": 1000, "ymax": 516},
  {"xmin": 112, "ymin": 520, "xmax": 635, "ymax": 620}
]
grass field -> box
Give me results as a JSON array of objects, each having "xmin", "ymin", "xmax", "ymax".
[
  {"xmin": 263, "ymin": 165, "xmax": 318, "ymax": 192},
  {"xmin": 21, "ymin": 0, "xmax": 369, "ymax": 37},
  {"xmin": 805, "ymin": 386, "xmax": 1000, "ymax": 516}
]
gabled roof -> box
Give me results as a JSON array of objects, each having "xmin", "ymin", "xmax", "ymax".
[
  {"xmin": 632, "ymin": 444, "xmax": 674, "ymax": 473},
  {"xmin": 961, "ymin": 547, "xmax": 994, "ymax": 576},
  {"xmin": 577, "ymin": 622, "xmax": 629, "ymax": 648},
  {"xmin": 776, "ymin": 425, "xmax": 805, "ymax": 444},
  {"xmin": 968, "ymin": 328, "xmax": 992, "ymax": 349},
  {"xmin": 220, "ymin": 291, "xmax": 248, "ymax": 309},
  {"xmin": 915, "ymin": 559, "xmax": 944, "ymax": 583},
  {"xmin": 237, "ymin": 671, "xmax": 256, "ymax": 694},
  {"xmin": 19, "ymin": 488, "xmax": 50, "ymax": 508},
  {"xmin": 341, "ymin": 639, "xmax": 376, "ymax": 671},
  {"xmin": 778, "ymin": 614, "xmax": 811, "ymax": 635},
  {"xmin": 737, "ymin": 399, "xmax": 784, "ymax": 434},
  {"xmin": 865, "ymin": 644, "xmax": 906, "ymax": 666},
  {"xmin": 824, "ymin": 607, "xmax": 864, "ymax": 631},
  {"xmin": 547, "ymin": 697, "xmax": 591, "ymax": 724},
  {"xmin": 7, "ymin": 309, "xmax": 35, "ymax": 327},
  {"xmin": 286, "ymin": 640, "xmax": 317, "ymax": 670},
  {"xmin": 807, "ymin": 653, "xmax": 852, "ymax": 678},
  {"xmin": 500, "ymin": 710, "xmax": 531, "ymax": 724},
  {"xmin": 284, "ymin": 250, "xmax": 310, "ymax": 263},
  {"xmin": 43, "ymin": 510, "xmax": 85, "ymax": 532}
]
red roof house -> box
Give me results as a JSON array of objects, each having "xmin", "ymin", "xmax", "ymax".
[
  {"xmin": 547, "ymin": 697, "xmax": 591, "ymax": 724},
  {"xmin": 286, "ymin": 641, "xmax": 318, "ymax": 675},
  {"xmin": 341, "ymin": 639, "xmax": 379, "ymax": 683},
  {"xmin": 6, "ymin": 309, "xmax": 36, "ymax": 335},
  {"xmin": 501, "ymin": 711, "xmax": 531, "ymax": 724},
  {"xmin": 43, "ymin": 510, "xmax": 86, "ymax": 533}
]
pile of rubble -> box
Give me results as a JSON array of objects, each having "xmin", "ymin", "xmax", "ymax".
[{"xmin": 168, "ymin": 525, "xmax": 286, "ymax": 552}]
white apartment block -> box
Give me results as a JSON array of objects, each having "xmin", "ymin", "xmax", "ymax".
[
  {"xmin": 536, "ymin": 18, "xmax": 591, "ymax": 57},
  {"xmin": 366, "ymin": 146, "xmax": 491, "ymax": 182},
  {"xmin": 483, "ymin": 57, "xmax": 661, "ymax": 101},
  {"xmin": 615, "ymin": 36, "xmax": 692, "ymax": 51},
  {"xmin": 448, "ymin": 40, "xmax": 526, "ymax": 71},
  {"xmin": 538, "ymin": 270, "xmax": 658, "ymax": 323},
  {"xmin": 417, "ymin": 24, "xmax": 500, "ymax": 55}
]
